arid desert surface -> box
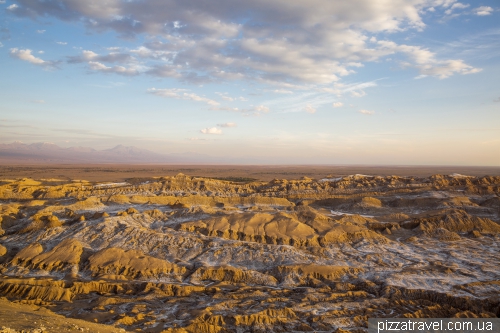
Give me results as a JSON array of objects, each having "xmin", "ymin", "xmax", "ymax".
[{"xmin": 0, "ymin": 166, "xmax": 499, "ymax": 332}]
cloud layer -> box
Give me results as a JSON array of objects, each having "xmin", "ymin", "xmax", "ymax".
[{"xmin": 7, "ymin": 0, "xmax": 482, "ymax": 85}]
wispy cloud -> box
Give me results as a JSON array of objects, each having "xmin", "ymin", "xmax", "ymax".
[
  {"xmin": 210, "ymin": 106, "xmax": 240, "ymax": 112},
  {"xmin": 274, "ymin": 89, "xmax": 293, "ymax": 94},
  {"xmin": 50, "ymin": 128, "xmax": 121, "ymax": 138},
  {"xmin": 320, "ymin": 80, "xmax": 379, "ymax": 97},
  {"xmin": 68, "ymin": 50, "xmax": 134, "ymax": 64},
  {"xmin": 88, "ymin": 61, "xmax": 139, "ymax": 76},
  {"xmin": 215, "ymin": 92, "xmax": 234, "ymax": 101},
  {"xmin": 439, "ymin": 29, "xmax": 500, "ymax": 62},
  {"xmin": 377, "ymin": 40, "xmax": 482, "ymax": 79},
  {"xmin": 359, "ymin": 109, "xmax": 375, "ymax": 115},
  {"xmin": 217, "ymin": 122, "xmax": 237, "ymax": 127},
  {"xmin": 241, "ymin": 105, "xmax": 270, "ymax": 116},
  {"xmin": 304, "ymin": 105, "xmax": 316, "ymax": 114},
  {"xmin": 351, "ymin": 90, "xmax": 367, "ymax": 98},
  {"xmin": 148, "ymin": 88, "xmax": 219, "ymax": 106},
  {"xmin": 0, "ymin": 123, "xmax": 38, "ymax": 129},
  {"xmin": 332, "ymin": 102, "xmax": 343, "ymax": 108},
  {"xmin": 444, "ymin": 2, "xmax": 469, "ymax": 16}
]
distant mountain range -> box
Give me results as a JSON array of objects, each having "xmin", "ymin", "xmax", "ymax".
[{"xmin": 0, "ymin": 142, "xmax": 230, "ymax": 164}]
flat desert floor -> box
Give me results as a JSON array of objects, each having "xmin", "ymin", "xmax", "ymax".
[
  {"xmin": 1, "ymin": 164, "xmax": 499, "ymax": 182},
  {"xmin": 0, "ymin": 165, "xmax": 499, "ymax": 332}
]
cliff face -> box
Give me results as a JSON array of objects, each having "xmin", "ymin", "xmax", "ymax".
[{"xmin": 0, "ymin": 173, "xmax": 499, "ymax": 331}]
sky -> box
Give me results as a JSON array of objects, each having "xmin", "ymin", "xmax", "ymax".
[{"xmin": 0, "ymin": 0, "xmax": 499, "ymax": 165}]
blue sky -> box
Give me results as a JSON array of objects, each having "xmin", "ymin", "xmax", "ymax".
[{"xmin": 0, "ymin": 0, "xmax": 499, "ymax": 165}]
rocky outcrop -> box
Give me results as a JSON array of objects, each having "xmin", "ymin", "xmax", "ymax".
[
  {"xmin": 189, "ymin": 266, "xmax": 278, "ymax": 286},
  {"xmin": 0, "ymin": 278, "xmax": 73, "ymax": 302},
  {"xmin": 272, "ymin": 264, "xmax": 363, "ymax": 283},
  {"xmin": 11, "ymin": 239, "xmax": 82, "ymax": 272},
  {"xmin": 87, "ymin": 248, "xmax": 187, "ymax": 279},
  {"xmin": 408, "ymin": 209, "xmax": 500, "ymax": 234}
]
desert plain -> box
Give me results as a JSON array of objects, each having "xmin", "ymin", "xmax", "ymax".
[{"xmin": 0, "ymin": 165, "xmax": 499, "ymax": 332}]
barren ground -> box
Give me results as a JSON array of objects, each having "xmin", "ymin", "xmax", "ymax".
[
  {"xmin": 0, "ymin": 164, "xmax": 499, "ymax": 182},
  {"xmin": 0, "ymin": 166, "xmax": 499, "ymax": 332}
]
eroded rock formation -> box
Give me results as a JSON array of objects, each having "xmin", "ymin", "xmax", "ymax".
[{"xmin": 0, "ymin": 173, "xmax": 499, "ymax": 331}]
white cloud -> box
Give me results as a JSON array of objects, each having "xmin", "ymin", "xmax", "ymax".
[
  {"xmin": 254, "ymin": 105, "xmax": 270, "ymax": 114},
  {"xmin": 36, "ymin": 30, "xmax": 46, "ymax": 34},
  {"xmin": 474, "ymin": 6, "xmax": 493, "ymax": 16},
  {"xmin": 0, "ymin": 42, "xmax": 3, "ymax": 48},
  {"xmin": 88, "ymin": 61, "xmax": 139, "ymax": 76},
  {"xmin": 274, "ymin": 89, "xmax": 293, "ymax": 94},
  {"xmin": 444, "ymin": 2, "xmax": 469, "ymax": 15},
  {"xmin": 56, "ymin": 41, "xmax": 68, "ymax": 45},
  {"xmin": 200, "ymin": 127, "xmax": 222, "ymax": 134},
  {"xmin": 332, "ymin": 102, "xmax": 344, "ymax": 108},
  {"xmin": 69, "ymin": 50, "xmax": 137, "ymax": 69},
  {"xmin": 82, "ymin": 50, "xmax": 98, "ymax": 59},
  {"xmin": 7, "ymin": 0, "xmax": 484, "ymax": 89},
  {"xmin": 217, "ymin": 122, "xmax": 237, "ymax": 127},
  {"xmin": 359, "ymin": 109, "xmax": 375, "ymax": 115},
  {"xmin": 9, "ymin": 48, "xmax": 56, "ymax": 69},
  {"xmin": 130, "ymin": 46, "xmax": 172, "ymax": 59},
  {"xmin": 7, "ymin": 4, "xmax": 18, "ymax": 10},
  {"xmin": 38, "ymin": 50, "xmax": 44, "ymax": 54},
  {"xmin": 304, "ymin": 105, "xmax": 316, "ymax": 114},
  {"xmin": 148, "ymin": 88, "xmax": 186, "ymax": 98},
  {"xmin": 10, "ymin": 48, "xmax": 44, "ymax": 64},
  {"xmin": 148, "ymin": 88, "xmax": 219, "ymax": 106},
  {"xmin": 238, "ymin": 105, "xmax": 270, "ymax": 116},
  {"xmin": 215, "ymin": 92, "xmax": 234, "ymax": 101},
  {"xmin": 351, "ymin": 90, "xmax": 367, "ymax": 98},
  {"xmin": 210, "ymin": 106, "xmax": 240, "ymax": 112},
  {"xmin": 145, "ymin": 64, "xmax": 182, "ymax": 79},
  {"xmin": 321, "ymin": 81, "xmax": 378, "ymax": 97},
  {"xmin": 185, "ymin": 93, "xmax": 219, "ymax": 105},
  {"xmin": 377, "ymin": 40, "xmax": 482, "ymax": 79}
]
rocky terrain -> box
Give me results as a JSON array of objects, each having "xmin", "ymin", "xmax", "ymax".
[{"xmin": 0, "ymin": 173, "xmax": 499, "ymax": 332}]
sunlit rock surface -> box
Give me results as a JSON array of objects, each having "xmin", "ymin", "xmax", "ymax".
[{"xmin": 0, "ymin": 173, "xmax": 499, "ymax": 332}]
